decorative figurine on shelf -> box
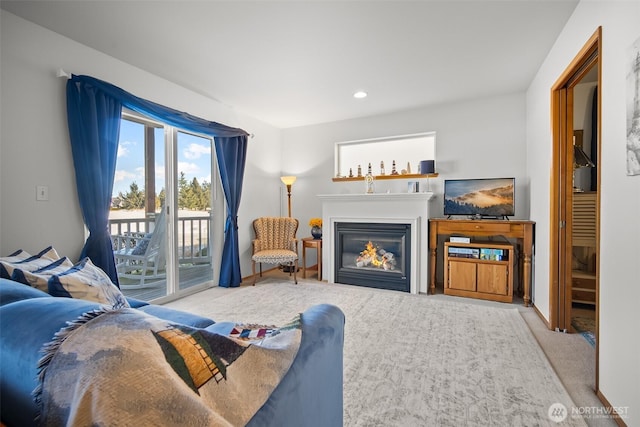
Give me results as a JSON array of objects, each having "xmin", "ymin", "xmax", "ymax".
[
  {"xmin": 365, "ymin": 163, "xmax": 375, "ymax": 194},
  {"xmin": 406, "ymin": 162, "xmax": 411, "ymax": 174},
  {"xmin": 380, "ymin": 161, "xmax": 385, "ymax": 175},
  {"xmin": 349, "ymin": 167, "xmax": 354, "ymax": 177},
  {"xmin": 357, "ymin": 164, "xmax": 362, "ymax": 177},
  {"xmin": 391, "ymin": 160, "xmax": 399, "ymax": 175},
  {"xmin": 309, "ymin": 218, "xmax": 323, "ymax": 239}
]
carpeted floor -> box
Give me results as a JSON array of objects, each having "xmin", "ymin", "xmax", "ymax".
[{"xmin": 166, "ymin": 278, "xmax": 588, "ymax": 426}]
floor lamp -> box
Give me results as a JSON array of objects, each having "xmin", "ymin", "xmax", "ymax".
[
  {"xmin": 280, "ymin": 176, "xmax": 297, "ymax": 273},
  {"xmin": 280, "ymin": 175, "xmax": 297, "ymax": 217}
]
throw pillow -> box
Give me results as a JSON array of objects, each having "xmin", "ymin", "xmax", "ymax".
[
  {"xmin": 0, "ymin": 249, "xmax": 31, "ymax": 278},
  {"xmin": 0, "ymin": 246, "xmax": 60, "ymax": 279},
  {"xmin": 131, "ymin": 234, "xmax": 152, "ymax": 255},
  {"xmin": 1, "ymin": 249, "xmax": 31, "ymax": 260},
  {"xmin": 11, "ymin": 257, "xmax": 74, "ymax": 292},
  {"xmin": 48, "ymin": 258, "xmax": 130, "ymax": 309}
]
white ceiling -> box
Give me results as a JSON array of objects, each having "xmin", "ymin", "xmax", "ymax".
[{"xmin": 1, "ymin": 0, "xmax": 579, "ymax": 129}]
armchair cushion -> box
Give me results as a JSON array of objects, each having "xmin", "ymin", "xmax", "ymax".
[
  {"xmin": 252, "ymin": 249, "xmax": 298, "ymax": 264},
  {"xmin": 131, "ymin": 233, "xmax": 152, "ymax": 255}
]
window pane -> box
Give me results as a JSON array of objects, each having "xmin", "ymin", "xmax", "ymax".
[
  {"xmin": 176, "ymin": 131, "xmax": 213, "ymax": 290},
  {"xmin": 336, "ymin": 133, "xmax": 436, "ymax": 177},
  {"xmin": 110, "ymin": 118, "xmax": 168, "ymax": 299}
]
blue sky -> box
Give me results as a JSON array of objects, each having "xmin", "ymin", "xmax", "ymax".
[{"xmin": 113, "ymin": 120, "xmax": 212, "ymax": 197}]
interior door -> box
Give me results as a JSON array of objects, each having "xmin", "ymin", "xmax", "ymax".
[{"xmin": 549, "ymin": 28, "xmax": 601, "ymax": 389}]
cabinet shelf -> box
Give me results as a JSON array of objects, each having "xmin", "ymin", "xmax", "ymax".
[
  {"xmin": 332, "ymin": 173, "xmax": 438, "ymax": 182},
  {"xmin": 444, "ymin": 241, "xmax": 514, "ymax": 303},
  {"xmin": 573, "ymin": 287, "xmax": 595, "ymax": 293},
  {"xmin": 571, "ymin": 269, "xmax": 596, "ymax": 306}
]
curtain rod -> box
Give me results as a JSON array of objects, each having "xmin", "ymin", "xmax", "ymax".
[{"xmin": 58, "ymin": 69, "xmax": 254, "ymax": 138}]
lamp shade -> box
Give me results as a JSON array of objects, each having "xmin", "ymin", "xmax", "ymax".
[
  {"xmin": 419, "ymin": 160, "xmax": 435, "ymax": 174},
  {"xmin": 280, "ymin": 176, "xmax": 297, "ymax": 186}
]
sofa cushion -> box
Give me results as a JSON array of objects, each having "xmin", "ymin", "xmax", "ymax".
[
  {"xmin": 137, "ymin": 304, "xmax": 215, "ymax": 328},
  {"xmin": 0, "ymin": 278, "xmax": 51, "ymax": 306},
  {"xmin": 11, "ymin": 257, "xmax": 74, "ymax": 292},
  {"xmin": 0, "ymin": 297, "xmax": 102, "ymax": 427},
  {"xmin": 204, "ymin": 321, "xmax": 235, "ymax": 335},
  {"xmin": 125, "ymin": 297, "xmax": 150, "ymax": 308},
  {"xmin": 48, "ymin": 258, "xmax": 130, "ymax": 309},
  {"xmin": 0, "ymin": 246, "xmax": 60, "ymax": 279}
]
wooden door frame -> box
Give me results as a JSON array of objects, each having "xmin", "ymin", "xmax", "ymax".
[{"xmin": 549, "ymin": 27, "xmax": 602, "ymax": 389}]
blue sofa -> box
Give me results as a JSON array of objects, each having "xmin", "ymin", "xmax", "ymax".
[{"xmin": 0, "ymin": 278, "xmax": 344, "ymax": 426}]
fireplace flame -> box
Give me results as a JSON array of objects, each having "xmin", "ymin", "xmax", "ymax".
[{"xmin": 356, "ymin": 241, "xmax": 396, "ymax": 270}]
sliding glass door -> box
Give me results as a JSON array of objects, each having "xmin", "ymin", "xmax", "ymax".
[
  {"xmin": 175, "ymin": 131, "xmax": 214, "ymax": 291},
  {"xmin": 110, "ymin": 113, "xmax": 217, "ymax": 301}
]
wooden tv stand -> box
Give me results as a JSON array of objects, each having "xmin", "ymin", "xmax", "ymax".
[{"xmin": 429, "ymin": 218, "xmax": 535, "ymax": 306}]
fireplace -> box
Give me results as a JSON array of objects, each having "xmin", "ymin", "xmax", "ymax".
[
  {"xmin": 319, "ymin": 192, "xmax": 434, "ymax": 294},
  {"xmin": 335, "ymin": 222, "xmax": 411, "ymax": 292}
]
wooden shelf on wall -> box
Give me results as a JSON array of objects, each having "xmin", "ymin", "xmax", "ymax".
[{"xmin": 332, "ymin": 173, "xmax": 438, "ymax": 182}]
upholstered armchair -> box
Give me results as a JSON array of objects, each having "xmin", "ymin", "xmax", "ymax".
[{"xmin": 251, "ymin": 217, "xmax": 299, "ymax": 285}]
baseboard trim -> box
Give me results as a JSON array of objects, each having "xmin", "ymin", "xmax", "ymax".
[
  {"xmin": 531, "ymin": 303, "xmax": 551, "ymax": 329},
  {"xmin": 595, "ymin": 390, "xmax": 628, "ymax": 427}
]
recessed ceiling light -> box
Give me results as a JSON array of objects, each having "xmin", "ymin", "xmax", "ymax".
[{"xmin": 353, "ymin": 91, "xmax": 368, "ymax": 99}]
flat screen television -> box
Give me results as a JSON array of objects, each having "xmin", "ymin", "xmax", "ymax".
[{"xmin": 444, "ymin": 178, "xmax": 515, "ymax": 218}]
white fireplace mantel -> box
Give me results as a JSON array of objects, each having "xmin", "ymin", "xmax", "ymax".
[{"xmin": 318, "ymin": 192, "xmax": 434, "ymax": 294}]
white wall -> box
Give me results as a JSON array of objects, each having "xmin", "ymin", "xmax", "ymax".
[
  {"xmin": 282, "ymin": 92, "xmax": 528, "ymax": 266},
  {"xmin": 526, "ymin": 0, "xmax": 640, "ymax": 419},
  {"xmin": 0, "ymin": 11, "xmax": 282, "ymax": 279}
]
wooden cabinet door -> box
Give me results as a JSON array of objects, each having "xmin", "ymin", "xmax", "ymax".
[
  {"xmin": 448, "ymin": 260, "xmax": 477, "ymax": 291},
  {"xmin": 477, "ymin": 263, "xmax": 508, "ymax": 295}
]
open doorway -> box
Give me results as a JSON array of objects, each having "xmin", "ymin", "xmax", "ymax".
[{"xmin": 549, "ymin": 27, "xmax": 601, "ymax": 390}]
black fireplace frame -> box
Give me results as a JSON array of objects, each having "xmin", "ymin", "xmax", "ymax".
[{"xmin": 334, "ymin": 222, "xmax": 411, "ymax": 292}]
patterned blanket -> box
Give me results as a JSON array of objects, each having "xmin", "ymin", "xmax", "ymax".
[{"xmin": 35, "ymin": 308, "xmax": 302, "ymax": 426}]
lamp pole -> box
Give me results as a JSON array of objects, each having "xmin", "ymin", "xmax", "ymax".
[{"xmin": 285, "ymin": 184, "xmax": 293, "ymax": 217}]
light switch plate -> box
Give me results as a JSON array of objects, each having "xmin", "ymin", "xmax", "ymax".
[{"xmin": 36, "ymin": 185, "xmax": 49, "ymax": 201}]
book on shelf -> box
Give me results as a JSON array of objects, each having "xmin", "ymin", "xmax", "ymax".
[
  {"xmin": 447, "ymin": 247, "xmax": 480, "ymax": 258},
  {"xmin": 479, "ymin": 248, "xmax": 507, "ymax": 261}
]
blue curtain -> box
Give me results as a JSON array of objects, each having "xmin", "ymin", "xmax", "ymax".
[
  {"xmin": 66, "ymin": 75, "xmax": 249, "ymax": 287},
  {"xmin": 215, "ymin": 136, "xmax": 248, "ymax": 287},
  {"xmin": 66, "ymin": 80, "xmax": 123, "ymax": 285}
]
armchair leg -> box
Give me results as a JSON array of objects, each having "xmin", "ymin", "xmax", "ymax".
[
  {"xmin": 252, "ymin": 261, "xmax": 257, "ymax": 286},
  {"xmin": 293, "ymin": 260, "xmax": 298, "ymax": 284}
]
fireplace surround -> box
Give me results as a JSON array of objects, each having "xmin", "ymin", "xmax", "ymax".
[{"xmin": 319, "ymin": 192, "xmax": 434, "ymax": 294}]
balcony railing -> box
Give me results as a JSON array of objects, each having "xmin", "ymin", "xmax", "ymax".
[{"xmin": 109, "ymin": 214, "xmax": 211, "ymax": 264}]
